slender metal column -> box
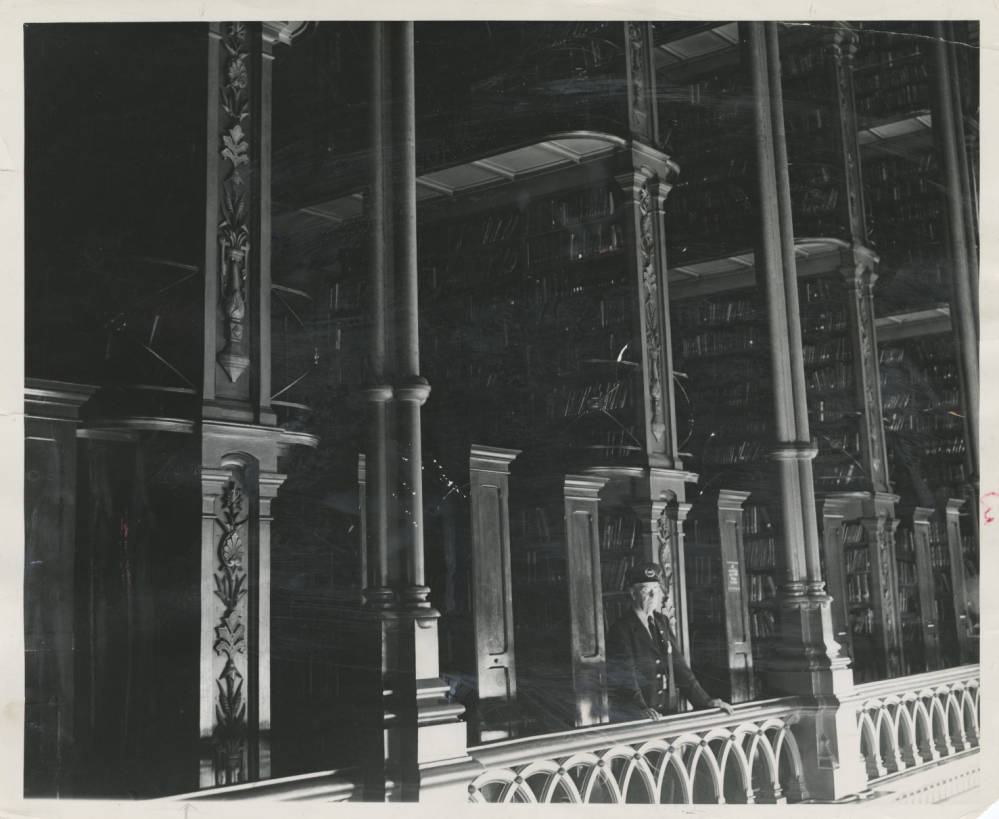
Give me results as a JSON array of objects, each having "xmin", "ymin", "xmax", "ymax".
[
  {"xmin": 392, "ymin": 21, "xmax": 432, "ymax": 606},
  {"xmin": 747, "ymin": 22, "xmax": 806, "ymax": 593},
  {"xmin": 363, "ymin": 22, "xmax": 394, "ymax": 606},
  {"xmin": 765, "ymin": 22, "xmax": 824, "ymax": 595},
  {"xmin": 930, "ymin": 21, "xmax": 979, "ymax": 485}
]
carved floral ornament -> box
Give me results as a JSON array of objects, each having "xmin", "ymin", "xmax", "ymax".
[
  {"xmin": 655, "ymin": 494, "xmax": 680, "ymax": 635},
  {"xmin": 213, "ymin": 478, "xmax": 249, "ymax": 785},
  {"xmin": 217, "ymin": 22, "xmax": 251, "ymax": 384},
  {"xmin": 627, "ymin": 22, "xmax": 649, "ymax": 134},
  {"xmin": 637, "ymin": 176, "xmax": 668, "ymax": 445}
]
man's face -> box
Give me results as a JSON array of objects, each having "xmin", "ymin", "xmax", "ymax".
[{"xmin": 630, "ymin": 582, "xmax": 664, "ymax": 615}]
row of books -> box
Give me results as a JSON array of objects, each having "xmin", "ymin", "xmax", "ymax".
[
  {"xmin": 847, "ymin": 572, "xmax": 873, "ymax": 604},
  {"xmin": 327, "ymin": 279, "xmax": 365, "ymax": 315},
  {"xmin": 865, "ymin": 151, "xmax": 936, "ymax": 183},
  {"xmin": 927, "ymin": 526, "xmax": 949, "ymax": 569},
  {"xmin": 751, "ymin": 609, "xmax": 777, "ymax": 639},
  {"xmin": 688, "ymin": 554, "xmax": 718, "ymax": 586},
  {"xmin": 801, "ymin": 307, "xmax": 848, "ymax": 336},
  {"xmin": 600, "ymin": 515, "xmax": 640, "ymax": 552},
  {"xmin": 803, "ymin": 337, "xmax": 850, "ymax": 366},
  {"xmin": 546, "ymin": 378, "xmax": 634, "ymax": 418},
  {"xmin": 749, "ymin": 573, "xmax": 777, "ymax": 603},
  {"xmin": 896, "ymin": 561, "xmax": 918, "ymax": 587},
  {"xmin": 845, "ymin": 547, "xmax": 871, "ymax": 574},
  {"xmin": 851, "ymin": 607, "xmax": 876, "ymax": 636},
  {"xmin": 904, "ymin": 337, "xmax": 959, "ymax": 366},
  {"xmin": 841, "ymin": 522, "xmax": 867, "ymax": 546},
  {"xmin": 675, "ymin": 296, "xmax": 760, "ymax": 329},
  {"xmin": 800, "ymin": 275, "xmax": 842, "ymax": 304},
  {"xmin": 681, "ymin": 356, "xmax": 769, "ymax": 388},
  {"xmin": 519, "ymin": 550, "xmax": 568, "ymax": 585},
  {"xmin": 924, "ymin": 462, "xmax": 970, "ymax": 487},
  {"xmin": 819, "ymin": 430, "xmax": 861, "ymax": 457},
  {"xmin": 601, "ymin": 555, "xmax": 637, "ymax": 592},
  {"xmin": 896, "ymin": 527, "xmax": 916, "ymax": 557},
  {"xmin": 793, "ymin": 184, "xmax": 840, "ymax": 217},
  {"xmin": 704, "ymin": 439, "xmax": 766, "ymax": 465},
  {"xmin": 807, "ymin": 362, "xmax": 854, "ymax": 393},
  {"xmin": 698, "ymin": 381, "xmax": 764, "ymax": 410},
  {"xmin": 865, "ymin": 176, "xmax": 937, "ymax": 208},
  {"xmin": 678, "ymin": 326, "xmax": 765, "ymax": 358},
  {"xmin": 744, "ymin": 504, "xmax": 775, "ymax": 536},
  {"xmin": 526, "ymin": 187, "xmax": 615, "ymax": 233},
  {"xmin": 854, "ymin": 61, "xmax": 930, "ymax": 115},
  {"xmin": 816, "ymin": 463, "xmax": 867, "ymax": 487},
  {"xmin": 853, "ymin": 29, "xmax": 925, "ymax": 71},
  {"xmin": 589, "ymin": 427, "xmax": 641, "ymax": 459},
  {"xmin": 746, "ymin": 536, "xmax": 776, "ymax": 571},
  {"xmin": 923, "ymin": 438, "xmax": 968, "ymax": 458}
]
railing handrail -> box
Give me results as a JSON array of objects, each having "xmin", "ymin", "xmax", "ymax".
[
  {"xmin": 468, "ymin": 696, "xmax": 804, "ymax": 770},
  {"xmin": 162, "ymin": 766, "xmax": 361, "ymax": 801},
  {"xmin": 849, "ymin": 664, "xmax": 979, "ymax": 703}
]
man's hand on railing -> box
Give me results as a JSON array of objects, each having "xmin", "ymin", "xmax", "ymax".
[
  {"xmin": 708, "ymin": 698, "xmax": 736, "ymax": 715},
  {"xmin": 643, "ymin": 707, "xmax": 662, "ymax": 721}
]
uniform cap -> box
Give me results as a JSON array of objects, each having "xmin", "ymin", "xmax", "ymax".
[{"xmin": 625, "ymin": 562, "xmax": 664, "ymax": 587}]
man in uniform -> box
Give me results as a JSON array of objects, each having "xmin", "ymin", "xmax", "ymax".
[{"xmin": 606, "ymin": 562, "xmax": 734, "ymax": 722}]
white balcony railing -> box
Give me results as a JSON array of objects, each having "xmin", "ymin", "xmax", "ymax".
[
  {"xmin": 853, "ymin": 665, "xmax": 980, "ymax": 785},
  {"xmin": 466, "ymin": 698, "xmax": 808, "ymax": 804}
]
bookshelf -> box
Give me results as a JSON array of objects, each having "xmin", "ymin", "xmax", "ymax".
[
  {"xmin": 683, "ymin": 489, "xmax": 756, "ymax": 703},
  {"xmin": 509, "ymin": 475, "xmax": 573, "ymax": 734},
  {"xmin": 877, "ymin": 322, "xmax": 970, "ymax": 506},
  {"xmin": 893, "ymin": 520, "xmax": 924, "ymax": 675},
  {"xmin": 820, "ymin": 492, "xmax": 902, "ymax": 682}
]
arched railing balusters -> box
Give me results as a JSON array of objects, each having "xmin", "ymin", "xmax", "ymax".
[{"xmin": 854, "ymin": 668, "xmax": 980, "ymax": 788}]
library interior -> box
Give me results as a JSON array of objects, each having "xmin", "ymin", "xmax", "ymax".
[{"xmin": 24, "ymin": 20, "xmax": 981, "ymax": 804}]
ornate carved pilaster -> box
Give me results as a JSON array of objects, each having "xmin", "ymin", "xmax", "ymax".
[
  {"xmin": 867, "ymin": 509, "xmax": 902, "ymax": 679},
  {"xmin": 623, "ymin": 22, "xmax": 659, "ymax": 146},
  {"xmin": 215, "ymin": 22, "xmax": 252, "ymax": 386},
  {"xmin": 911, "ymin": 507, "xmax": 942, "ymax": 669},
  {"xmin": 204, "ymin": 21, "xmax": 298, "ymax": 423},
  {"xmin": 822, "ymin": 23, "xmax": 867, "ymax": 243},
  {"xmin": 839, "ymin": 246, "xmax": 891, "ymax": 494},
  {"xmin": 615, "ymin": 147, "xmax": 682, "ymax": 465},
  {"xmin": 201, "ymin": 465, "xmax": 251, "ymax": 787},
  {"xmin": 197, "ymin": 424, "xmax": 307, "ymax": 788}
]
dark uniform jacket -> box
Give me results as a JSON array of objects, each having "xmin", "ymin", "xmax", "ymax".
[{"xmin": 606, "ymin": 609, "xmax": 712, "ymax": 721}]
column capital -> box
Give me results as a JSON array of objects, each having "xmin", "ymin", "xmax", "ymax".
[
  {"xmin": 262, "ymin": 21, "xmax": 312, "ymax": 48},
  {"xmin": 469, "ymin": 445, "xmax": 521, "ymax": 474},
  {"xmin": 395, "ymin": 377, "xmax": 431, "ymax": 405},
  {"xmin": 770, "ymin": 443, "xmax": 819, "ymax": 461},
  {"xmin": 25, "ymin": 379, "xmax": 97, "ymax": 421},
  {"xmin": 361, "ymin": 384, "xmax": 394, "ymax": 403},
  {"xmin": 563, "ymin": 473, "xmax": 608, "ymax": 501},
  {"xmin": 717, "ymin": 489, "xmax": 751, "ymax": 513}
]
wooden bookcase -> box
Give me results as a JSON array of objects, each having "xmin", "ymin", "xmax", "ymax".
[
  {"xmin": 820, "ymin": 492, "xmax": 902, "ymax": 683},
  {"xmin": 683, "ymin": 489, "xmax": 755, "ymax": 704}
]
